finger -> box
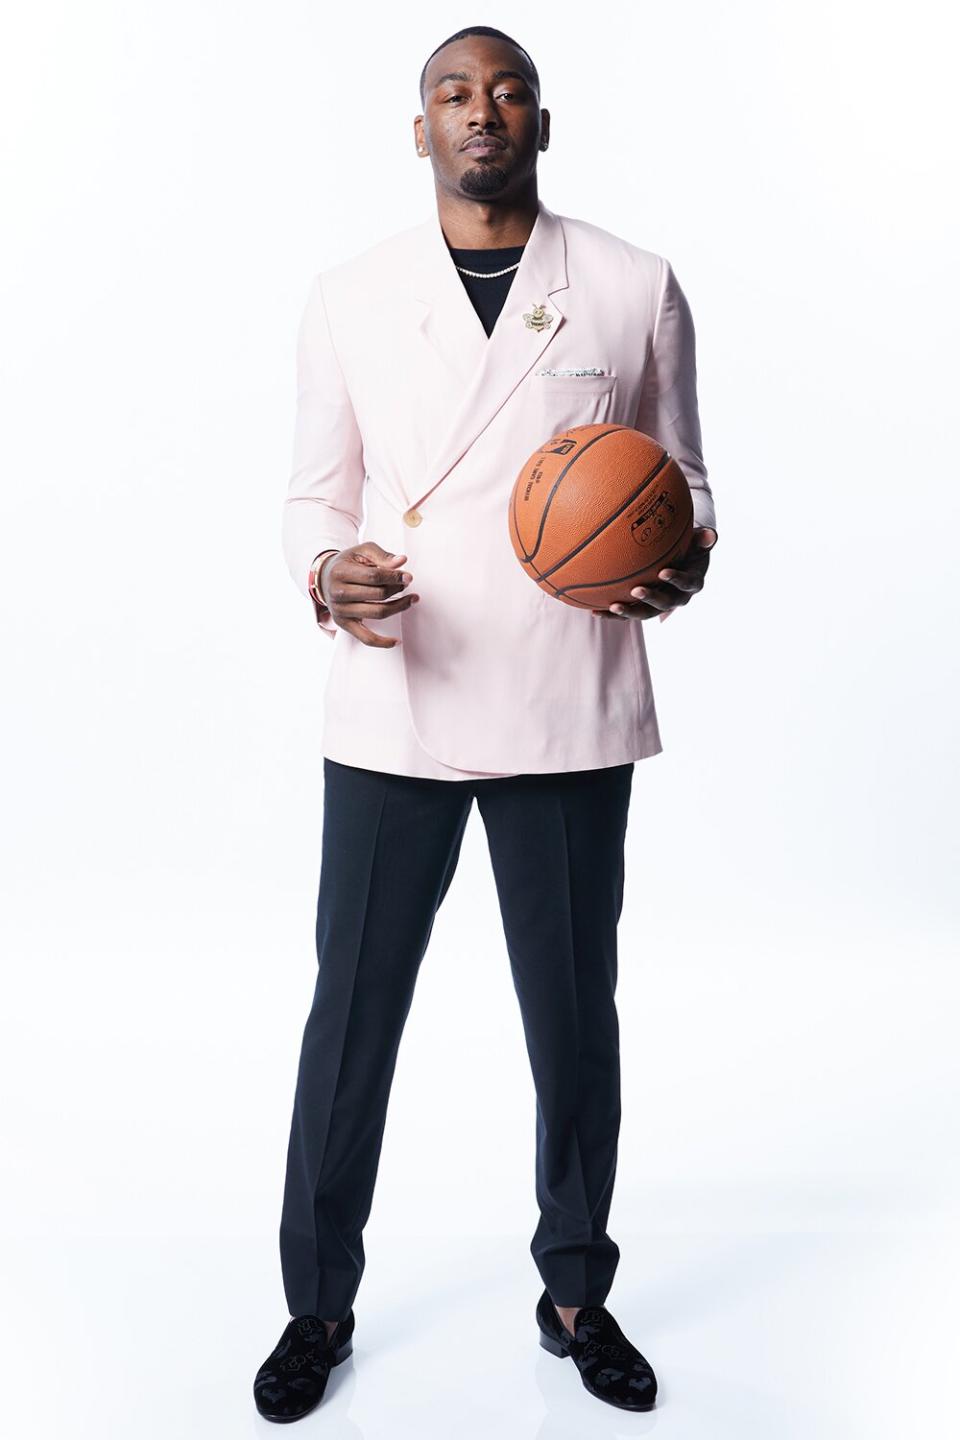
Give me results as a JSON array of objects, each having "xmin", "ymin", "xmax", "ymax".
[
  {"xmin": 338, "ymin": 617, "xmax": 400, "ymax": 648},
  {"xmin": 600, "ymin": 600, "xmax": 659, "ymax": 620},
  {"xmin": 334, "ymin": 595, "xmax": 420, "ymax": 619},
  {"xmin": 592, "ymin": 602, "xmax": 640, "ymax": 618},
  {"xmin": 334, "ymin": 561, "xmax": 412, "ymax": 585},
  {"xmin": 332, "ymin": 578, "xmax": 413, "ymax": 603},
  {"xmin": 353, "ymin": 566, "xmax": 412, "ymax": 587},
  {"xmin": 627, "ymin": 584, "xmax": 682, "ymax": 612},
  {"xmin": 649, "ymin": 568, "xmax": 703, "ymax": 594},
  {"xmin": 355, "ymin": 543, "xmax": 409, "ymax": 567}
]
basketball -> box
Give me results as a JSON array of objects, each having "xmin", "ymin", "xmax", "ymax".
[{"xmin": 508, "ymin": 424, "xmax": 695, "ymax": 610}]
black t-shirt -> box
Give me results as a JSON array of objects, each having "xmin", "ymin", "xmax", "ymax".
[{"xmin": 447, "ymin": 244, "xmax": 526, "ymax": 337}]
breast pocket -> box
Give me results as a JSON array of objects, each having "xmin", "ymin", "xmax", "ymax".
[{"xmin": 527, "ymin": 372, "xmax": 618, "ymax": 442}]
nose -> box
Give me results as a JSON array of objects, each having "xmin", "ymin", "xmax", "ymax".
[{"xmin": 466, "ymin": 97, "xmax": 501, "ymax": 132}]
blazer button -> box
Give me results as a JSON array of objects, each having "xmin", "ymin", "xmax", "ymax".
[{"xmin": 403, "ymin": 507, "xmax": 423, "ymax": 527}]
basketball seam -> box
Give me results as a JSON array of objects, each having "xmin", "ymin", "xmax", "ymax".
[{"xmin": 554, "ymin": 552, "xmax": 685, "ymax": 595}]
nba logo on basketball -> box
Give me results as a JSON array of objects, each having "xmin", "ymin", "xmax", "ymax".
[{"xmin": 629, "ymin": 490, "xmax": 676, "ymax": 546}]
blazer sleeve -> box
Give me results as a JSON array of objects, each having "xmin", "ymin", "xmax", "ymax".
[
  {"xmin": 634, "ymin": 258, "xmax": 717, "ymax": 535},
  {"xmin": 281, "ymin": 273, "xmax": 366, "ymax": 635}
]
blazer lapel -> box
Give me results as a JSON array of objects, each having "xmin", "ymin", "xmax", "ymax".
[{"xmin": 406, "ymin": 198, "xmax": 569, "ymax": 512}]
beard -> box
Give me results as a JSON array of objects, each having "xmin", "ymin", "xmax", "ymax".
[{"xmin": 459, "ymin": 160, "xmax": 510, "ymax": 197}]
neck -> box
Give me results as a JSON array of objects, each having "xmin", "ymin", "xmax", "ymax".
[{"xmin": 435, "ymin": 184, "xmax": 539, "ymax": 249}]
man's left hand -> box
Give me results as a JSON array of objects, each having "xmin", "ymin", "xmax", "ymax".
[{"xmin": 591, "ymin": 526, "xmax": 718, "ymax": 623}]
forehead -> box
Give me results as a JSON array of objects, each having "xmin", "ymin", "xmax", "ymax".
[{"xmin": 424, "ymin": 37, "xmax": 534, "ymax": 90}]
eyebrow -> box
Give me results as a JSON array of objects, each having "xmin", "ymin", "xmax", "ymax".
[{"xmin": 431, "ymin": 68, "xmax": 532, "ymax": 90}]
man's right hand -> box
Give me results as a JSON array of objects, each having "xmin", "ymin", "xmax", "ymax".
[{"xmin": 321, "ymin": 542, "xmax": 419, "ymax": 648}]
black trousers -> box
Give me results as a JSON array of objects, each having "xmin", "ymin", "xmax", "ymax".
[{"xmin": 279, "ymin": 756, "xmax": 634, "ymax": 1320}]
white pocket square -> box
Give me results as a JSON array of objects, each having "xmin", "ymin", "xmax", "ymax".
[{"xmin": 534, "ymin": 367, "xmax": 607, "ymax": 377}]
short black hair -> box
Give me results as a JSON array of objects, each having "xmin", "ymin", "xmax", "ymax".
[{"xmin": 419, "ymin": 26, "xmax": 540, "ymax": 106}]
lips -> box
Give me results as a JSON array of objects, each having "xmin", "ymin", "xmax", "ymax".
[{"xmin": 462, "ymin": 138, "xmax": 507, "ymax": 153}]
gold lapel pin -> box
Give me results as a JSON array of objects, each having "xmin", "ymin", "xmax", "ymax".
[{"xmin": 523, "ymin": 301, "xmax": 554, "ymax": 332}]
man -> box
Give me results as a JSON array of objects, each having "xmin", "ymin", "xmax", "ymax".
[{"xmin": 254, "ymin": 24, "xmax": 718, "ymax": 1423}]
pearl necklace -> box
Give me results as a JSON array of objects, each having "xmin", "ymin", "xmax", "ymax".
[{"xmin": 454, "ymin": 260, "xmax": 522, "ymax": 279}]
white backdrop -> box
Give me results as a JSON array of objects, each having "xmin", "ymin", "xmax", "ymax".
[{"xmin": 1, "ymin": 2, "xmax": 957, "ymax": 1436}]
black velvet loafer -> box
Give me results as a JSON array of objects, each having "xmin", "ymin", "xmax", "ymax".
[
  {"xmin": 253, "ymin": 1310, "xmax": 355, "ymax": 1423},
  {"xmin": 536, "ymin": 1287, "xmax": 657, "ymax": 1411}
]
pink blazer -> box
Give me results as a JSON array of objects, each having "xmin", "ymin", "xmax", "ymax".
[{"xmin": 282, "ymin": 198, "xmax": 716, "ymax": 775}]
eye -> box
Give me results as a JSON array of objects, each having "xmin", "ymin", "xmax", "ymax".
[{"xmin": 444, "ymin": 90, "xmax": 520, "ymax": 103}]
